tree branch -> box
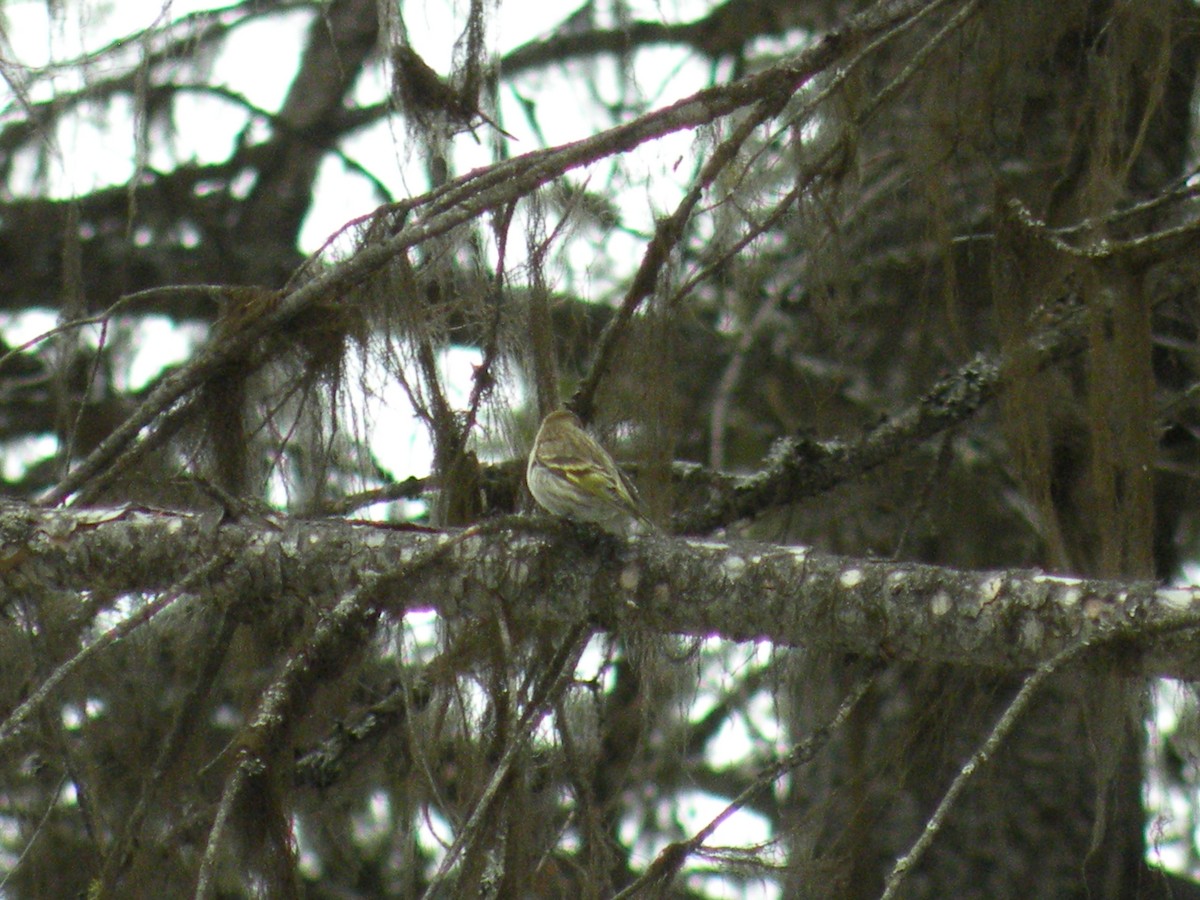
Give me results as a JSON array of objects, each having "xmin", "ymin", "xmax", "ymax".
[
  {"xmin": 4, "ymin": 503, "xmax": 1199, "ymax": 682},
  {"xmin": 676, "ymin": 294, "xmax": 1090, "ymax": 533},
  {"xmin": 41, "ymin": 0, "xmax": 944, "ymax": 504}
]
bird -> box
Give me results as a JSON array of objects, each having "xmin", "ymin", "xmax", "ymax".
[
  {"xmin": 527, "ymin": 409, "xmax": 654, "ymax": 535},
  {"xmin": 391, "ymin": 45, "xmax": 513, "ymax": 139}
]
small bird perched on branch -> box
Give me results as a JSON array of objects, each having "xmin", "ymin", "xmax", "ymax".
[
  {"xmin": 527, "ymin": 409, "xmax": 654, "ymax": 535},
  {"xmin": 391, "ymin": 45, "xmax": 513, "ymax": 139}
]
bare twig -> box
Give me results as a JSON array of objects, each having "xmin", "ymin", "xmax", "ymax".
[
  {"xmin": 0, "ymin": 552, "xmax": 231, "ymax": 753},
  {"xmin": 420, "ymin": 622, "xmax": 591, "ymax": 898},
  {"xmin": 98, "ymin": 607, "xmax": 238, "ymax": 892},
  {"xmin": 571, "ymin": 90, "xmax": 787, "ymax": 423},
  {"xmin": 571, "ymin": 0, "xmax": 964, "ymax": 423},
  {"xmin": 612, "ymin": 668, "xmax": 878, "ymax": 898},
  {"xmin": 879, "ymin": 642, "xmax": 1087, "ymax": 899},
  {"xmin": 879, "ymin": 615, "xmax": 1200, "ymax": 899},
  {"xmin": 0, "ymin": 773, "xmax": 68, "ymax": 894}
]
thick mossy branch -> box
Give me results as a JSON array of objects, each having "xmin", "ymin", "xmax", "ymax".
[{"xmin": 2, "ymin": 503, "xmax": 1198, "ymax": 691}]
